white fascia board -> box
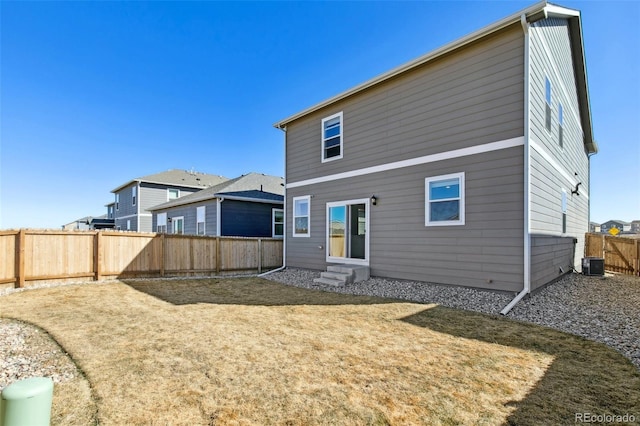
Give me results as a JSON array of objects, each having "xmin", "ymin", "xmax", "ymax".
[
  {"xmin": 216, "ymin": 194, "xmax": 284, "ymax": 205},
  {"xmin": 544, "ymin": 4, "xmax": 580, "ymax": 18},
  {"xmin": 273, "ymin": 1, "xmax": 548, "ymax": 129}
]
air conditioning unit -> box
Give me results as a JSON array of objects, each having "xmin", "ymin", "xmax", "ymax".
[{"xmin": 582, "ymin": 257, "xmax": 604, "ymax": 276}]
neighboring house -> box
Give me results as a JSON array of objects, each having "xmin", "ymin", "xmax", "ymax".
[
  {"xmin": 149, "ymin": 173, "xmax": 284, "ymax": 238},
  {"xmin": 600, "ymin": 220, "xmax": 631, "ymax": 234},
  {"xmin": 630, "ymin": 220, "xmax": 640, "ymax": 234},
  {"xmin": 589, "ymin": 222, "xmax": 600, "ymax": 233},
  {"xmin": 62, "ymin": 217, "xmax": 92, "ymax": 231},
  {"xmin": 274, "ymin": 1, "xmax": 597, "ymax": 298},
  {"xmin": 111, "ymin": 170, "xmax": 228, "ymax": 232}
]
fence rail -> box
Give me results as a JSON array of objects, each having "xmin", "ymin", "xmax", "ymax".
[
  {"xmin": 0, "ymin": 230, "xmax": 283, "ymax": 288},
  {"xmin": 584, "ymin": 233, "xmax": 640, "ymax": 276}
]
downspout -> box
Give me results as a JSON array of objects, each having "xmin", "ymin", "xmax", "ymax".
[
  {"xmin": 260, "ymin": 124, "xmax": 288, "ymax": 276},
  {"xmin": 501, "ymin": 13, "xmax": 532, "ymax": 315}
]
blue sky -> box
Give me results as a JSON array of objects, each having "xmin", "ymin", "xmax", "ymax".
[{"xmin": 1, "ymin": 0, "xmax": 638, "ymax": 229}]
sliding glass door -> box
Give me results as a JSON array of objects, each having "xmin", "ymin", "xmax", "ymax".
[{"xmin": 327, "ymin": 199, "xmax": 369, "ymax": 265}]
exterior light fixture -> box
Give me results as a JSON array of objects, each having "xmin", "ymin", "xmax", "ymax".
[{"xmin": 371, "ymin": 195, "xmax": 377, "ymax": 206}]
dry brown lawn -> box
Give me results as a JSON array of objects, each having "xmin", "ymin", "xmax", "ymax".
[{"xmin": 1, "ymin": 277, "xmax": 638, "ymax": 425}]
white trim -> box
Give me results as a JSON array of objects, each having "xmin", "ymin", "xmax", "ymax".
[
  {"xmin": 326, "ymin": 198, "xmax": 370, "ymax": 266},
  {"xmin": 167, "ymin": 188, "xmax": 180, "ymax": 201},
  {"xmin": 215, "ymin": 194, "xmax": 283, "ymax": 205},
  {"xmin": 216, "ymin": 199, "xmax": 222, "ymax": 236},
  {"xmin": 425, "ymin": 172, "xmax": 465, "ymax": 226},
  {"xmin": 114, "ymin": 213, "xmax": 139, "ymax": 220},
  {"xmin": 287, "ymin": 136, "xmax": 524, "ymax": 189},
  {"xmin": 196, "ymin": 206, "xmax": 206, "ymax": 236},
  {"xmin": 292, "ymin": 195, "xmax": 311, "ymax": 237},
  {"xmin": 530, "ymin": 138, "xmax": 589, "ymax": 200},
  {"xmin": 272, "ymin": 208, "xmax": 284, "ymax": 238},
  {"xmin": 321, "ymin": 111, "xmax": 343, "ymax": 163},
  {"xmin": 172, "ymin": 216, "xmax": 184, "ymax": 235}
]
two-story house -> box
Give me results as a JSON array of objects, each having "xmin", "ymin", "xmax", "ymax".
[
  {"xmin": 600, "ymin": 220, "xmax": 631, "ymax": 234},
  {"xmin": 274, "ymin": 1, "xmax": 597, "ymax": 312},
  {"xmin": 149, "ymin": 173, "xmax": 284, "ymax": 237},
  {"xmin": 111, "ymin": 170, "xmax": 228, "ymax": 232}
]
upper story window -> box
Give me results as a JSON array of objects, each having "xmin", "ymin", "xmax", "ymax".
[
  {"xmin": 115, "ymin": 193, "xmax": 120, "ymax": 211},
  {"xmin": 321, "ymin": 112, "xmax": 343, "ymax": 162},
  {"xmin": 293, "ymin": 196, "xmax": 311, "ymax": 237},
  {"xmin": 168, "ymin": 188, "xmax": 180, "ymax": 200},
  {"xmin": 561, "ymin": 188, "xmax": 567, "ymax": 234},
  {"xmin": 272, "ymin": 208, "xmax": 284, "ymax": 238},
  {"xmin": 558, "ymin": 103, "xmax": 564, "ymax": 148},
  {"xmin": 132, "ymin": 186, "xmax": 137, "ymax": 206},
  {"xmin": 425, "ymin": 172, "xmax": 465, "ymax": 226},
  {"xmin": 545, "ymin": 77, "xmax": 552, "ymax": 132}
]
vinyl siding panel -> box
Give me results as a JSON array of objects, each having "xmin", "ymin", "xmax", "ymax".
[
  {"xmin": 528, "ymin": 17, "xmax": 590, "ymax": 271},
  {"xmin": 286, "ymin": 24, "xmax": 525, "ymax": 184},
  {"xmin": 530, "ymin": 235, "xmax": 576, "ymax": 291},
  {"xmin": 220, "ymin": 200, "xmax": 282, "ymax": 237},
  {"xmin": 286, "ymin": 146, "xmax": 524, "ymax": 292},
  {"xmin": 152, "ymin": 201, "xmax": 219, "ymax": 236},
  {"xmin": 114, "ymin": 184, "xmax": 137, "ymax": 219}
]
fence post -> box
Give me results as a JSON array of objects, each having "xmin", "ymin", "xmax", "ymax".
[
  {"xmin": 15, "ymin": 229, "xmax": 26, "ymax": 288},
  {"xmin": 160, "ymin": 233, "xmax": 165, "ymax": 277},
  {"xmin": 257, "ymin": 239, "xmax": 262, "ymax": 274},
  {"xmin": 94, "ymin": 231, "xmax": 102, "ymax": 281}
]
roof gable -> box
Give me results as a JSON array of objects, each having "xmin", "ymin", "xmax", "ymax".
[
  {"xmin": 111, "ymin": 169, "xmax": 229, "ymax": 193},
  {"xmin": 274, "ymin": 1, "xmax": 595, "ymax": 153}
]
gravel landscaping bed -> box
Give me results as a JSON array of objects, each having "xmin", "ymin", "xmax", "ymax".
[
  {"xmin": 264, "ymin": 268, "xmax": 640, "ymax": 370},
  {"xmin": 1, "ymin": 270, "xmax": 638, "ymax": 392}
]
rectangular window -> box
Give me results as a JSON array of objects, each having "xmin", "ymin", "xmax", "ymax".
[
  {"xmin": 172, "ymin": 216, "xmax": 184, "ymax": 235},
  {"xmin": 545, "ymin": 77, "xmax": 552, "ymax": 131},
  {"xmin": 425, "ymin": 172, "xmax": 465, "ymax": 226},
  {"xmin": 293, "ymin": 196, "xmax": 311, "ymax": 237},
  {"xmin": 157, "ymin": 213, "xmax": 167, "ymax": 233},
  {"xmin": 558, "ymin": 103, "xmax": 564, "ymax": 148},
  {"xmin": 321, "ymin": 112, "xmax": 343, "ymax": 162},
  {"xmin": 272, "ymin": 208, "xmax": 284, "ymax": 238},
  {"xmin": 561, "ymin": 189, "xmax": 567, "ymax": 234},
  {"xmin": 115, "ymin": 193, "xmax": 120, "ymax": 211},
  {"xmin": 126, "ymin": 219, "xmax": 131, "ymax": 231},
  {"xmin": 196, "ymin": 206, "xmax": 206, "ymax": 235},
  {"xmin": 132, "ymin": 186, "xmax": 137, "ymax": 206},
  {"xmin": 168, "ymin": 188, "xmax": 180, "ymax": 200}
]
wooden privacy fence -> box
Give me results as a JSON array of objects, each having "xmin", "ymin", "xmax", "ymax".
[
  {"xmin": 584, "ymin": 233, "xmax": 640, "ymax": 276},
  {"xmin": 0, "ymin": 230, "xmax": 283, "ymax": 288}
]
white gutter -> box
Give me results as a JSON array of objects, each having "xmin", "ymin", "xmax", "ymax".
[{"xmin": 501, "ymin": 13, "xmax": 533, "ymax": 316}]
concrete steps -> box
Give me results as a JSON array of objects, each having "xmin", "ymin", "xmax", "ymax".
[{"xmin": 313, "ymin": 265, "xmax": 370, "ymax": 287}]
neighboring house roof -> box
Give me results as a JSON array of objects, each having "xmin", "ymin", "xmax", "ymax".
[
  {"xmin": 111, "ymin": 169, "xmax": 228, "ymax": 193},
  {"xmin": 273, "ymin": 1, "xmax": 596, "ymax": 154},
  {"xmin": 602, "ymin": 220, "xmax": 631, "ymax": 226},
  {"xmin": 148, "ymin": 173, "xmax": 284, "ymax": 211}
]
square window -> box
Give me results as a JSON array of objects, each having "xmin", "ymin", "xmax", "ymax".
[
  {"xmin": 425, "ymin": 173, "xmax": 465, "ymax": 226},
  {"xmin": 293, "ymin": 196, "xmax": 311, "ymax": 237},
  {"xmin": 321, "ymin": 112, "xmax": 343, "ymax": 162},
  {"xmin": 168, "ymin": 189, "xmax": 180, "ymax": 200}
]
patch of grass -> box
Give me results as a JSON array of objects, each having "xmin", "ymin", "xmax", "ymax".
[{"xmin": 1, "ymin": 277, "xmax": 638, "ymax": 425}]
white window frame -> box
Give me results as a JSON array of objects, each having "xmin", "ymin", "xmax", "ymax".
[
  {"xmin": 157, "ymin": 213, "xmax": 167, "ymax": 233},
  {"xmin": 126, "ymin": 219, "xmax": 131, "ymax": 231},
  {"xmin": 545, "ymin": 77, "xmax": 552, "ymax": 132},
  {"xmin": 172, "ymin": 216, "xmax": 184, "ymax": 235},
  {"xmin": 292, "ymin": 195, "xmax": 311, "ymax": 237},
  {"xmin": 196, "ymin": 206, "xmax": 206, "ymax": 236},
  {"xmin": 132, "ymin": 186, "xmax": 137, "ymax": 206},
  {"xmin": 321, "ymin": 111, "xmax": 343, "ymax": 163},
  {"xmin": 558, "ymin": 103, "xmax": 564, "ymax": 149},
  {"xmin": 561, "ymin": 188, "xmax": 567, "ymax": 234},
  {"xmin": 167, "ymin": 188, "xmax": 180, "ymax": 201},
  {"xmin": 115, "ymin": 193, "xmax": 120, "ymax": 211},
  {"xmin": 425, "ymin": 172, "xmax": 465, "ymax": 227},
  {"xmin": 272, "ymin": 208, "xmax": 284, "ymax": 238}
]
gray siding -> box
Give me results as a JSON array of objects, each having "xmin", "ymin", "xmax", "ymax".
[
  {"xmin": 286, "ymin": 25, "xmax": 524, "ymax": 184},
  {"xmin": 152, "ymin": 201, "xmax": 218, "ymax": 236},
  {"xmin": 221, "ymin": 200, "xmax": 282, "ymax": 237},
  {"xmin": 114, "ymin": 184, "xmax": 137, "ymax": 220},
  {"xmin": 528, "ymin": 18, "xmax": 590, "ymax": 269},
  {"xmin": 287, "ymin": 146, "xmax": 524, "ymax": 292},
  {"xmin": 530, "ymin": 235, "xmax": 576, "ymax": 291},
  {"xmin": 285, "ymin": 25, "xmax": 526, "ymax": 291}
]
